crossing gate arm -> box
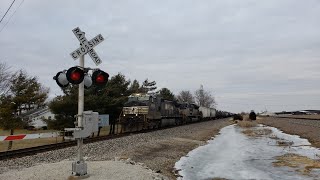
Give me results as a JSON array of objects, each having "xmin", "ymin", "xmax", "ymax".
[{"xmin": 0, "ymin": 132, "xmax": 59, "ymax": 141}]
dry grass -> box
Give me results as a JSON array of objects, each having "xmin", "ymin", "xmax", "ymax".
[
  {"xmin": 237, "ymin": 121, "xmax": 258, "ymax": 128},
  {"xmin": 0, "ymin": 137, "xmax": 63, "ymax": 152},
  {"xmin": 242, "ymin": 128, "xmax": 273, "ymax": 137},
  {"xmin": 273, "ymin": 153, "xmax": 320, "ymax": 175},
  {"xmin": 276, "ymin": 140, "xmax": 294, "ymax": 146},
  {"xmin": 268, "ymin": 134, "xmax": 294, "ymax": 146},
  {"xmin": 277, "ymin": 115, "xmax": 320, "ymax": 120}
]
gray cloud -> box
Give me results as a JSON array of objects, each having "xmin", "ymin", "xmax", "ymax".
[{"xmin": 0, "ymin": 0, "xmax": 320, "ymax": 112}]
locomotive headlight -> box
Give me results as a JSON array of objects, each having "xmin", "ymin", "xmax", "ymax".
[
  {"xmin": 136, "ymin": 114, "xmax": 138, "ymax": 116},
  {"xmin": 123, "ymin": 114, "xmax": 126, "ymax": 117}
]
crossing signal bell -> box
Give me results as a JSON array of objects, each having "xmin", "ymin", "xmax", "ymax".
[{"xmin": 54, "ymin": 67, "xmax": 109, "ymax": 88}]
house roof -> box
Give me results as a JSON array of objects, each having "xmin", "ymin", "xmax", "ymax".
[{"xmin": 23, "ymin": 107, "xmax": 51, "ymax": 118}]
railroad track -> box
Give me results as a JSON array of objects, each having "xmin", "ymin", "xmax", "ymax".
[
  {"xmin": 0, "ymin": 133, "xmax": 126, "ymax": 161},
  {"xmin": 0, "ymin": 128, "xmax": 154, "ymax": 161},
  {"xmin": 0, "ymin": 118, "xmax": 227, "ymax": 161}
]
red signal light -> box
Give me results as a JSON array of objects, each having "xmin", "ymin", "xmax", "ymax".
[
  {"xmin": 70, "ymin": 71, "xmax": 81, "ymax": 81},
  {"xmin": 96, "ymin": 75, "xmax": 105, "ymax": 83},
  {"xmin": 66, "ymin": 67, "xmax": 85, "ymax": 85},
  {"xmin": 92, "ymin": 70, "xmax": 109, "ymax": 86}
]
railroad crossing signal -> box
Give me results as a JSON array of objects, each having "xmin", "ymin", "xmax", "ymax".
[
  {"xmin": 53, "ymin": 67, "xmax": 109, "ymax": 88},
  {"xmin": 54, "ymin": 27, "xmax": 109, "ymax": 88},
  {"xmin": 53, "ymin": 27, "xmax": 107, "ymax": 177}
]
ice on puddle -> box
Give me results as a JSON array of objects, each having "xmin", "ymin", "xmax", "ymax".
[{"xmin": 175, "ymin": 124, "xmax": 320, "ymax": 180}]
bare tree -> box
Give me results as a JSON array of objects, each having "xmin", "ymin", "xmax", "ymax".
[
  {"xmin": 194, "ymin": 85, "xmax": 216, "ymax": 107},
  {"xmin": 177, "ymin": 90, "xmax": 194, "ymax": 103},
  {"xmin": 0, "ymin": 62, "xmax": 12, "ymax": 96}
]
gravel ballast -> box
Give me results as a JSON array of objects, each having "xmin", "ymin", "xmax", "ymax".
[{"xmin": 0, "ymin": 118, "xmax": 231, "ymax": 179}]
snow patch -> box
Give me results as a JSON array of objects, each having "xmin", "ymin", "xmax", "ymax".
[{"xmin": 175, "ymin": 124, "xmax": 320, "ymax": 180}]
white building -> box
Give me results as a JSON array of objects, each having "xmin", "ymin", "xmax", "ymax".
[{"xmin": 27, "ymin": 107, "xmax": 55, "ymax": 128}]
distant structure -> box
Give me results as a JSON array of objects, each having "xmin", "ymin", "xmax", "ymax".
[
  {"xmin": 23, "ymin": 107, "xmax": 54, "ymax": 128},
  {"xmin": 274, "ymin": 110, "xmax": 320, "ymax": 115},
  {"xmin": 259, "ymin": 111, "xmax": 275, "ymax": 117}
]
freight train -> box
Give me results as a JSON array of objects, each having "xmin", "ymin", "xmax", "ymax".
[{"xmin": 117, "ymin": 93, "xmax": 217, "ymax": 132}]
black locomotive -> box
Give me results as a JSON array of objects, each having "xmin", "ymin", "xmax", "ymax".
[{"xmin": 117, "ymin": 93, "xmax": 216, "ymax": 132}]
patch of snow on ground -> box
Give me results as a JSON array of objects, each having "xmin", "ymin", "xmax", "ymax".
[{"xmin": 175, "ymin": 124, "xmax": 320, "ymax": 180}]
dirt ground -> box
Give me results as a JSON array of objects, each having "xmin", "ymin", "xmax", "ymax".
[
  {"xmin": 121, "ymin": 119, "xmax": 232, "ymax": 179},
  {"xmin": 258, "ymin": 117, "xmax": 320, "ymax": 148}
]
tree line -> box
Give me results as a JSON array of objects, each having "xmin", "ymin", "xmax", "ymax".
[
  {"xmin": 0, "ymin": 62, "xmax": 216, "ymax": 132},
  {"xmin": 0, "ymin": 62, "xmax": 49, "ymax": 149},
  {"xmin": 0, "ymin": 63, "xmax": 48, "ymax": 130}
]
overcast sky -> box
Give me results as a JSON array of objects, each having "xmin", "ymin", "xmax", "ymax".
[{"xmin": 1, "ymin": 0, "xmax": 320, "ymax": 113}]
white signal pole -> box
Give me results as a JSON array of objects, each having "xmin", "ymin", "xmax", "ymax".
[
  {"xmin": 68, "ymin": 27, "xmax": 104, "ymax": 177},
  {"xmin": 77, "ymin": 55, "xmax": 85, "ymax": 162},
  {"xmin": 72, "ymin": 54, "xmax": 87, "ymax": 176}
]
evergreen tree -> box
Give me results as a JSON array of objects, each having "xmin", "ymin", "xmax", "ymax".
[
  {"xmin": 129, "ymin": 79, "xmax": 140, "ymax": 93},
  {"xmin": 10, "ymin": 71, "xmax": 48, "ymax": 114},
  {"xmin": 0, "ymin": 68, "xmax": 48, "ymax": 149},
  {"xmin": 141, "ymin": 79, "xmax": 157, "ymax": 93},
  {"xmin": 0, "ymin": 95, "xmax": 23, "ymax": 150},
  {"xmin": 48, "ymin": 85, "xmax": 78, "ymax": 130},
  {"xmin": 159, "ymin": 87, "xmax": 175, "ymax": 101},
  {"xmin": 0, "ymin": 95, "xmax": 23, "ymax": 130}
]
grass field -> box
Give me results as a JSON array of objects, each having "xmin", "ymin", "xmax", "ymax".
[
  {"xmin": 0, "ymin": 126, "xmax": 120, "ymax": 152},
  {"xmin": 276, "ymin": 114, "xmax": 320, "ymax": 119},
  {"xmin": 0, "ymin": 137, "xmax": 63, "ymax": 152}
]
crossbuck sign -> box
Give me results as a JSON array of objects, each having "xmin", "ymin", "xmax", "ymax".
[{"xmin": 70, "ymin": 27, "xmax": 104, "ymax": 65}]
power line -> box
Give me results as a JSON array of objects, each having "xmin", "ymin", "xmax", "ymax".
[
  {"xmin": 0, "ymin": 0, "xmax": 17, "ymax": 24},
  {"xmin": 0, "ymin": 0, "xmax": 24, "ymax": 33}
]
